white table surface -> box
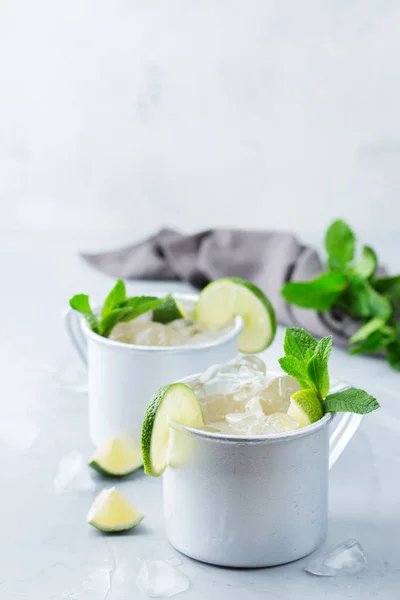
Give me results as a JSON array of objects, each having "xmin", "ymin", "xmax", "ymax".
[{"xmin": 2, "ymin": 233, "xmax": 399, "ymax": 599}]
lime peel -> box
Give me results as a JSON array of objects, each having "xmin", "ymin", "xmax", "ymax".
[
  {"xmin": 288, "ymin": 389, "xmax": 324, "ymax": 427},
  {"xmin": 89, "ymin": 437, "xmax": 143, "ymax": 476},
  {"xmin": 87, "ymin": 487, "xmax": 144, "ymax": 532},
  {"xmin": 194, "ymin": 277, "xmax": 276, "ymax": 353},
  {"xmin": 142, "ymin": 383, "xmax": 204, "ymax": 477}
]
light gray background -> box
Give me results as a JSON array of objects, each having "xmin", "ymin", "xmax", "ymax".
[
  {"xmin": 1, "ymin": 0, "xmax": 400, "ymax": 235},
  {"xmin": 1, "ymin": 3, "xmax": 400, "ymax": 598}
]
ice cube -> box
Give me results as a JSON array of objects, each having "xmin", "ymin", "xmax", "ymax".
[
  {"xmin": 259, "ymin": 375, "xmax": 300, "ymax": 414},
  {"xmin": 200, "ymin": 393, "xmax": 246, "ymax": 422},
  {"xmin": 168, "ymin": 319, "xmax": 195, "ymax": 331},
  {"xmin": 198, "ymin": 363, "xmax": 223, "ymax": 384},
  {"xmin": 225, "ymin": 414, "xmax": 264, "ymax": 435},
  {"xmin": 225, "ymin": 412, "xmax": 248, "ymax": 423},
  {"xmin": 238, "ymin": 355, "xmax": 267, "ymax": 375},
  {"xmin": 110, "ymin": 321, "xmax": 139, "ymax": 344},
  {"xmin": 136, "ymin": 560, "xmax": 190, "ymax": 597},
  {"xmin": 189, "ymin": 332, "xmax": 217, "ymax": 345},
  {"xmin": 244, "ymin": 396, "xmax": 265, "ymax": 419},
  {"xmin": 53, "ymin": 452, "xmax": 96, "ymax": 493},
  {"xmin": 134, "ymin": 323, "xmax": 171, "ymax": 346},
  {"xmin": 233, "ymin": 376, "xmax": 267, "ymax": 401},
  {"xmin": 219, "ymin": 355, "xmax": 266, "ymax": 379},
  {"xmin": 203, "ymin": 380, "xmax": 243, "ymax": 396},
  {"xmin": 305, "ymin": 539, "xmax": 367, "ymax": 576},
  {"xmin": 191, "ymin": 382, "xmax": 206, "ymax": 399},
  {"xmin": 262, "ymin": 413, "xmax": 299, "ymax": 434}
]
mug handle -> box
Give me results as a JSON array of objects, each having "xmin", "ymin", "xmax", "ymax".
[
  {"xmin": 64, "ymin": 308, "xmax": 88, "ymax": 368},
  {"xmin": 329, "ymin": 411, "xmax": 363, "ymax": 469}
]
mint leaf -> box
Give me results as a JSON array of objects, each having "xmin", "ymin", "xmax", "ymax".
[
  {"xmin": 373, "ymin": 275, "xmax": 400, "ymax": 304},
  {"xmin": 121, "ymin": 296, "xmax": 162, "ymax": 315},
  {"xmin": 101, "ymin": 279, "xmax": 126, "ymax": 320},
  {"xmin": 278, "ymin": 356, "xmax": 310, "ymax": 389},
  {"xmin": 353, "ymin": 245, "xmax": 377, "ymax": 279},
  {"xmin": 152, "ymin": 294, "xmax": 183, "ymax": 324},
  {"xmin": 70, "ymin": 294, "xmax": 100, "ymax": 333},
  {"xmin": 349, "ymin": 329, "xmax": 393, "ymax": 355},
  {"xmin": 283, "ymin": 328, "xmax": 318, "ymax": 362},
  {"xmin": 70, "ymin": 294, "xmax": 91, "ymax": 313},
  {"xmin": 280, "ymin": 328, "xmax": 325, "ymax": 392},
  {"xmin": 346, "ymin": 277, "xmax": 392, "ymax": 319},
  {"xmin": 306, "ymin": 336, "xmax": 332, "ymax": 398},
  {"xmin": 349, "ymin": 317, "xmax": 386, "ymax": 345},
  {"xmin": 373, "ymin": 275, "xmax": 400, "ymax": 293},
  {"xmin": 282, "ymin": 272, "xmax": 347, "ymax": 311},
  {"xmin": 100, "ymin": 296, "xmax": 163, "ymax": 337},
  {"xmin": 99, "ymin": 307, "xmax": 135, "ymax": 337},
  {"xmin": 324, "ymin": 388, "xmax": 380, "ymax": 414},
  {"xmin": 325, "ymin": 220, "xmax": 355, "ymax": 270},
  {"xmin": 366, "ymin": 287, "xmax": 392, "ymax": 318},
  {"xmin": 387, "ymin": 346, "xmax": 400, "ymax": 370}
]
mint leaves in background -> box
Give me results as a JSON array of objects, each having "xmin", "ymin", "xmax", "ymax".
[
  {"xmin": 69, "ymin": 280, "xmax": 183, "ymax": 338},
  {"xmin": 281, "ymin": 219, "xmax": 400, "ymax": 371},
  {"xmin": 279, "ymin": 328, "xmax": 380, "ymax": 415}
]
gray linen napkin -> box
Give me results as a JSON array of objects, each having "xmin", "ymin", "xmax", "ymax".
[{"xmin": 82, "ymin": 228, "xmax": 360, "ymax": 347}]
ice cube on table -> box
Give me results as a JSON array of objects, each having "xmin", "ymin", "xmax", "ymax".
[
  {"xmin": 305, "ymin": 539, "xmax": 367, "ymax": 576},
  {"xmin": 136, "ymin": 560, "xmax": 190, "ymax": 597},
  {"xmin": 53, "ymin": 452, "xmax": 96, "ymax": 493}
]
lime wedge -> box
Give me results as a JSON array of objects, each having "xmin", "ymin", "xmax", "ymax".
[
  {"xmin": 152, "ymin": 295, "xmax": 184, "ymax": 324},
  {"xmin": 141, "ymin": 383, "xmax": 204, "ymax": 477},
  {"xmin": 87, "ymin": 487, "xmax": 144, "ymax": 532},
  {"xmin": 89, "ymin": 437, "xmax": 143, "ymax": 476},
  {"xmin": 287, "ymin": 389, "xmax": 324, "ymax": 427},
  {"xmin": 194, "ymin": 278, "xmax": 276, "ymax": 353}
]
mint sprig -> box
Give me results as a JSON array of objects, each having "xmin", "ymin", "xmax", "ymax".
[
  {"xmin": 279, "ymin": 328, "xmax": 380, "ymax": 415},
  {"xmin": 70, "ymin": 294, "xmax": 100, "ymax": 334},
  {"xmin": 281, "ymin": 219, "xmax": 400, "ymax": 371},
  {"xmin": 69, "ymin": 280, "xmax": 183, "ymax": 338}
]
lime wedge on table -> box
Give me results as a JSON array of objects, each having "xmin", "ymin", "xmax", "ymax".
[
  {"xmin": 89, "ymin": 438, "xmax": 143, "ymax": 476},
  {"xmin": 87, "ymin": 487, "xmax": 144, "ymax": 532},
  {"xmin": 194, "ymin": 278, "xmax": 276, "ymax": 353},
  {"xmin": 287, "ymin": 389, "xmax": 324, "ymax": 428},
  {"xmin": 142, "ymin": 383, "xmax": 204, "ymax": 477}
]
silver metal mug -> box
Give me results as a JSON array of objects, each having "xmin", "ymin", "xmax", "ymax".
[
  {"xmin": 64, "ymin": 293, "xmax": 242, "ymax": 446},
  {"xmin": 163, "ymin": 372, "xmax": 362, "ymax": 567}
]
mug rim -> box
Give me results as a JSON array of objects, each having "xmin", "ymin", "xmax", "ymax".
[
  {"xmin": 174, "ymin": 370, "xmax": 335, "ymax": 444},
  {"xmin": 80, "ymin": 292, "xmax": 243, "ymax": 353}
]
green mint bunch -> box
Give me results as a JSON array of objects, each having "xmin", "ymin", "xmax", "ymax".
[
  {"xmin": 281, "ymin": 220, "xmax": 400, "ymax": 371},
  {"xmin": 69, "ymin": 280, "xmax": 183, "ymax": 338},
  {"xmin": 279, "ymin": 328, "xmax": 380, "ymax": 415}
]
